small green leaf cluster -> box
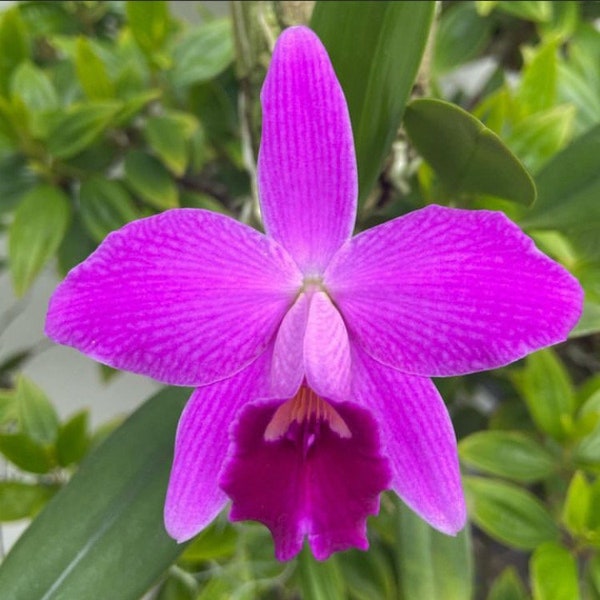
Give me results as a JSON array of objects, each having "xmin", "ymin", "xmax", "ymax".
[
  {"xmin": 460, "ymin": 349, "xmax": 600, "ymax": 598},
  {"xmin": 0, "ymin": 375, "xmax": 96, "ymax": 523},
  {"xmin": 1, "ymin": 1, "xmax": 242, "ymax": 298}
]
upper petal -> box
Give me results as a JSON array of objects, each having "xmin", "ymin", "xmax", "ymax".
[
  {"xmin": 164, "ymin": 349, "xmax": 274, "ymax": 542},
  {"xmin": 351, "ymin": 347, "xmax": 466, "ymax": 535},
  {"xmin": 46, "ymin": 209, "xmax": 301, "ymax": 386},
  {"xmin": 326, "ymin": 205, "xmax": 583, "ymax": 377},
  {"xmin": 258, "ymin": 26, "xmax": 357, "ymax": 274}
]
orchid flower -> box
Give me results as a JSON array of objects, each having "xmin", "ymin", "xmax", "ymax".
[{"xmin": 45, "ymin": 26, "xmax": 583, "ymax": 561}]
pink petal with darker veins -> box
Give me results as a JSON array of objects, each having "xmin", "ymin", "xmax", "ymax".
[
  {"xmin": 220, "ymin": 397, "xmax": 391, "ymax": 561},
  {"xmin": 46, "ymin": 209, "xmax": 301, "ymax": 386},
  {"xmin": 165, "ymin": 350, "xmax": 275, "ymax": 542},
  {"xmin": 351, "ymin": 347, "xmax": 466, "ymax": 535},
  {"xmin": 258, "ymin": 26, "xmax": 357, "ymax": 274},
  {"xmin": 326, "ymin": 205, "xmax": 583, "ymax": 377}
]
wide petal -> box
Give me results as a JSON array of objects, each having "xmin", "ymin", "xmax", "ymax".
[
  {"xmin": 164, "ymin": 350, "xmax": 273, "ymax": 542},
  {"xmin": 258, "ymin": 26, "xmax": 357, "ymax": 274},
  {"xmin": 304, "ymin": 291, "xmax": 351, "ymax": 400},
  {"xmin": 220, "ymin": 397, "xmax": 390, "ymax": 561},
  {"xmin": 351, "ymin": 347, "xmax": 466, "ymax": 535},
  {"xmin": 46, "ymin": 209, "xmax": 301, "ymax": 385},
  {"xmin": 326, "ymin": 205, "xmax": 583, "ymax": 377}
]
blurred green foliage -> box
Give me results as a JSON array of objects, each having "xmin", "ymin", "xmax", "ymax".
[{"xmin": 0, "ymin": 1, "xmax": 599, "ymax": 599}]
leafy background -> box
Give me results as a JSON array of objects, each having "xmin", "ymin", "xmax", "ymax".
[{"xmin": 0, "ymin": 1, "xmax": 599, "ymax": 598}]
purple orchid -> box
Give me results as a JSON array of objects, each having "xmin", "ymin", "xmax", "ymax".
[{"xmin": 45, "ymin": 26, "xmax": 583, "ymax": 561}]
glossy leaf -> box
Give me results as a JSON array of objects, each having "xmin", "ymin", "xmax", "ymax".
[
  {"xmin": 459, "ymin": 431, "xmax": 555, "ymax": 483},
  {"xmin": 16, "ymin": 376, "xmax": 60, "ymax": 446},
  {"xmin": 495, "ymin": 1, "xmax": 553, "ymax": 23},
  {"xmin": 562, "ymin": 471, "xmax": 591, "ymax": 536},
  {"xmin": 514, "ymin": 349, "xmax": 575, "ymax": 441},
  {"xmin": 8, "ymin": 185, "xmax": 71, "ymax": 296},
  {"xmin": 530, "ymin": 542, "xmax": 580, "ymax": 600},
  {"xmin": 0, "ymin": 481, "xmax": 58, "ymax": 522},
  {"xmin": 0, "ymin": 433, "xmax": 53, "ymax": 474},
  {"xmin": 170, "ymin": 20, "xmax": 234, "ymax": 88},
  {"xmin": 0, "ymin": 8, "xmax": 29, "ymax": 90},
  {"xmin": 434, "ymin": 2, "xmax": 494, "ymax": 74},
  {"xmin": 56, "ymin": 411, "xmax": 90, "ymax": 467},
  {"xmin": 297, "ymin": 549, "xmax": 346, "ymax": 600},
  {"xmin": 0, "ymin": 387, "xmax": 190, "ymax": 600},
  {"xmin": 79, "ymin": 177, "xmax": 139, "ymax": 242},
  {"xmin": 464, "ymin": 477, "xmax": 559, "ymax": 550},
  {"xmin": 396, "ymin": 501, "xmax": 473, "ymax": 600},
  {"xmin": 506, "ymin": 104, "xmax": 575, "ymax": 173},
  {"xmin": 75, "ymin": 37, "xmax": 115, "ymax": 100},
  {"xmin": 404, "ymin": 99, "xmax": 536, "ymax": 205},
  {"xmin": 516, "ymin": 39, "xmax": 558, "ymax": 116},
  {"xmin": 10, "ymin": 61, "xmax": 58, "ymax": 113},
  {"xmin": 124, "ymin": 150, "xmax": 178, "ymax": 209},
  {"xmin": 487, "ymin": 567, "xmax": 529, "ymax": 600},
  {"xmin": 0, "ymin": 154, "xmax": 36, "ymax": 214},
  {"xmin": 47, "ymin": 102, "xmax": 121, "ymax": 159},
  {"xmin": 146, "ymin": 113, "xmax": 198, "ymax": 176},
  {"xmin": 521, "ymin": 124, "xmax": 600, "ymax": 262},
  {"xmin": 126, "ymin": 0, "xmax": 170, "ymax": 56},
  {"xmin": 311, "ymin": 1, "xmax": 435, "ymax": 205}
]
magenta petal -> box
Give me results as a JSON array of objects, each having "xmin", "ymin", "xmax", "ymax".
[
  {"xmin": 326, "ymin": 205, "xmax": 583, "ymax": 377},
  {"xmin": 164, "ymin": 350, "xmax": 274, "ymax": 542},
  {"xmin": 351, "ymin": 347, "xmax": 465, "ymax": 534},
  {"xmin": 220, "ymin": 398, "xmax": 391, "ymax": 561},
  {"xmin": 304, "ymin": 292, "xmax": 351, "ymax": 400},
  {"xmin": 46, "ymin": 209, "xmax": 301, "ymax": 385},
  {"xmin": 258, "ymin": 26, "xmax": 357, "ymax": 274}
]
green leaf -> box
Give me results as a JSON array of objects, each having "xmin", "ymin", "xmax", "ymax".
[
  {"xmin": 297, "ymin": 548, "xmax": 346, "ymax": 600},
  {"xmin": 514, "ymin": 349, "xmax": 575, "ymax": 440},
  {"xmin": 487, "ymin": 567, "xmax": 529, "ymax": 600},
  {"xmin": 75, "ymin": 37, "xmax": 115, "ymax": 100},
  {"xmin": 146, "ymin": 113, "xmax": 198, "ymax": 176},
  {"xmin": 506, "ymin": 105, "xmax": 575, "ymax": 173},
  {"xmin": 434, "ymin": 2, "xmax": 493, "ymax": 74},
  {"xmin": 396, "ymin": 501, "xmax": 473, "ymax": 600},
  {"xmin": 47, "ymin": 102, "xmax": 121, "ymax": 159},
  {"xmin": 464, "ymin": 476, "xmax": 559, "ymax": 550},
  {"xmin": 79, "ymin": 177, "xmax": 138, "ymax": 242},
  {"xmin": 0, "ymin": 8, "xmax": 29, "ymax": 90},
  {"xmin": 57, "ymin": 215, "xmax": 97, "ymax": 276},
  {"xmin": 0, "ymin": 387, "xmax": 189, "ymax": 600},
  {"xmin": 170, "ymin": 19, "xmax": 234, "ymax": 88},
  {"xmin": 521, "ymin": 124, "xmax": 600, "ymax": 262},
  {"xmin": 562, "ymin": 471, "xmax": 591, "ymax": 536},
  {"xmin": 156, "ymin": 566, "xmax": 198, "ymax": 600},
  {"xmin": 126, "ymin": 0, "xmax": 171, "ymax": 57},
  {"xmin": 124, "ymin": 150, "xmax": 178, "ymax": 209},
  {"xmin": 311, "ymin": 1, "xmax": 435, "ymax": 205},
  {"xmin": 530, "ymin": 542, "xmax": 580, "ymax": 600},
  {"xmin": 495, "ymin": 1, "xmax": 553, "ymax": 23},
  {"xmin": 10, "ymin": 61, "xmax": 58, "ymax": 113},
  {"xmin": 0, "ymin": 433, "xmax": 53, "ymax": 474},
  {"xmin": 337, "ymin": 547, "xmax": 396, "ymax": 600},
  {"xmin": 0, "ymin": 154, "xmax": 36, "ymax": 213},
  {"xmin": 516, "ymin": 39, "xmax": 558, "ymax": 116},
  {"xmin": 0, "ymin": 481, "xmax": 58, "ymax": 522},
  {"xmin": 179, "ymin": 519, "xmax": 237, "ymax": 563},
  {"xmin": 16, "ymin": 376, "xmax": 60, "ymax": 446},
  {"xmin": 459, "ymin": 431, "xmax": 555, "ymax": 482},
  {"xmin": 56, "ymin": 411, "xmax": 90, "ymax": 467},
  {"xmin": 404, "ymin": 99, "xmax": 536, "ymax": 205},
  {"xmin": 0, "ymin": 390, "xmax": 17, "ymax": 426},
  {"xmin": 8, "ymin": 184, "xmax": 71, "ymax": 296}
]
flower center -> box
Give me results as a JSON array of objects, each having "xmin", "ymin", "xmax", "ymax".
[
  {"xmin": 264, "ymin": 386, "xmax": 351, "ymax": 442},
  {"xmin": 300, "ymin": 275, "xmax": 327, "ymax": 295}
]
